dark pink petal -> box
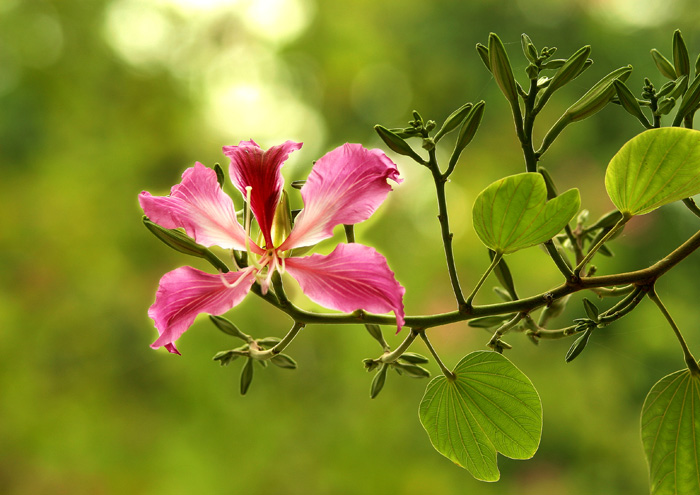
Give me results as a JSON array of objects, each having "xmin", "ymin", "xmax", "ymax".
[
  {"xmin": 285, "ymin": 243, "xmax": 405, "ymax": 330},
  {"xmin": 139, "ymin": 162, "xmax": 254, "ymax": 252},
  {"xmin": 223, "ymin": 140, "xmax": 302, "ymax": 248},
  {"xmin": 148, "ymin": 266, "xmax": 256, "ymax": 354},
  {"xmin": 279, "ymin": 144, "xmax": 401, "ymax": 251}
]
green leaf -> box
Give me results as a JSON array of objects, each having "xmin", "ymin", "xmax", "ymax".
[
  {"xmin": 641, "ymin": 369, "xmax": 700, "ymax": 495},
  {"xmin": 419, "ymin": 351, "xmax": 542, "ymax": 481},
  {"xmin": 605, "ymin": 127, "xmax": 700, "ymax": 216},
  {"xmin": 472, "ymin": 173, "xmax": 580, "ymax": 254}
]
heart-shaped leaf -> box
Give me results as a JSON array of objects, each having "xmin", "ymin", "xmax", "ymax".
[
  {"xmin": 419, "ymin": 351, "xmax": 542, "ymax": 481},
  {"xmin": 605, "ymin": 127, "xmax": 700, "ymax": 216},
  {"xmin": 472, "ymin": 173, "xmax": 580, "ymax": 254},
  {"xmin": 641, "ymin": 369, "xmax": 700, "ymax": 495}
]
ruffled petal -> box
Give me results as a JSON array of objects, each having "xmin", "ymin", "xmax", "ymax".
[
  {"xmin": 139, "ymin": 162, "xmax": 253, "ymax": 252},
  {"xmin": 285, "ymin": 243, "xmax": 405, "ymax": 330},
  {"xmin": 148, "ymin": 266, "xmax": 256, "ymax": 354},
  {"xmin": 280, "ymin": 144, "xmax": 401, "ymax": 251},
  {"xmin": 223, "ymin": 140, "xmax": 302, "ymax": 248}
]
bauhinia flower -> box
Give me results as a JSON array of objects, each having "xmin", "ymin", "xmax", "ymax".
[{"xmin": 139, "ymin": 140, "xmax": 405, "ymax": 354}]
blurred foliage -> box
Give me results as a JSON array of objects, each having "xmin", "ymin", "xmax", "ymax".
[{"xmin": 1, "ymin": 0, "xmax": 700, "ymax": 493}]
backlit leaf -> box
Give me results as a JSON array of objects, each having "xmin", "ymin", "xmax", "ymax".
[
  {"xmin": 605, "ymin": 127, "xmax": 700, "ymax": 216},
  {"xmin": 472, "ymin": 173, "xmax": 580, "ymax": 254},
  {"xmin": 419, "ymin": 351, "xmax": 542, "ymax": 481},
  {"xmin": 641, "ymin": 369, "xmax": 700, "ymax": 495}
]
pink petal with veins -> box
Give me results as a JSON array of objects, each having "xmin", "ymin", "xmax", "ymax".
[
  {"xmin": 148, "ymin": 266, "xmax": 256, "ymax": 354},
  {"xmin": 139, "ymin": 162, "xmax": 255, "ymax": 252},
  {"xmin": 280, "ymin": 144, "xmax": 401, "ymax": 250},
  {"xmin": 223, "ymin": 140, "xmax": 302, "ymax": 248},
  {"xmin": 285, "ymin": 243, "xmax": 405, "ymax": 331}
]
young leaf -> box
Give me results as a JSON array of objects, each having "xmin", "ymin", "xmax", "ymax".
[
  {"xmin": 472, "ymin": 173, "xmax": 580, "ymax": 254},
  {"xmin": 605, "ymin": 127, "xmax": 700, "ymax": 216},
  {"xmin": 419, "ymin": 351, "xmax": 542, "ymax": 481},
  {"xmin": 641, "ymin": 369, "xmax": 700, "ymax": 495}
]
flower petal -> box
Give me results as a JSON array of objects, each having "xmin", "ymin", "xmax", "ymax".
[
  {"xmin": 285, "ymin": 243, "xmax": 405, "ymax": 330},
  {"xmin": 139, "ymin": 162, "xmax": 252, "ymax": 251},
  {"xmin": 148, "ymin": 266, "xmax": 256, "ymax": 354},
  {"xmin": 223, "ymin": 140, "xmax": 302, "ymax": 248},
  {"xmin": 280, "ymin": 144, "xmax": 401, "ymax": 250}
]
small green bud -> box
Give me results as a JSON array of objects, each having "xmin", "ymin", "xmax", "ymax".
[
  {"xmin": 364, "ymin": 324, "xmax": 388, "ymax": 349},
  {"xmin": 576, "ymin": 209, "xmax": 590, "ymax": 226},
  {"xmin": 213, "ymin": 350, "xmax": 242, "ymax": 366},
  {"xmin": 565, "ymin": 328, "xmax": 593, "ymax": 363},
  {"xmin": 656, "ymin": 96, "xmax": 676, "ymax": 116},
  {"xmin": 521, "ymin": 33, "xmax": 538, "ymax": 63},
  {"xmin": 673, "ymin": 29, "xmax": 690, "ymax": 78},
  {"xmin": 398, "ymin": 352, "xmax": 430, "ymax": 364},
  {"xmin": 370, "ymin": 364, "xmax": 388, "ymax": 399},
  {"xmin": 240, "ymin": 357, "xmax": 254, "ymax": 395},
  {"xmin": 655, "ymin": 80, "xmax": 677, "ymax": 98},
  {"xmin": 488, "ymin": 33, "xmax": 519, "ymax": 104},
  {"xmin": 613, "ymin": 80, "xmax": 652, "ymax": 128},
  {"xmin": 538, "ymin": 294, "xmax": 571, "ymax": 327},
  {"xmin": 538, "ymin": 167, "xmax": 559, "ymax": 198},
  {"xmin": 393, "ymin": 362, "xmax": 430, "ymax": 379},
  {"xmin": 673, "ymin": 74, "xmax": 700, "ymax": 126},
  {"xmin": 526, "ymin": 63, "xmax": 539, "ymax": 80},
  {"xmin": 668, "ymin": 75, "xmax": 689, "ymax": 100},
  {"xmin": 582, "ymin": 298, "xmax": 599, "ymax": 322},
  {"xmin": 143, "ymin": 217, "xmax": 230, "ymax": 272},
  {"xmin": 214, "ymin": 163, "xmax": 225, "ymax": 188},
  {"xmin": 374, "ymin": 125, "xmax": 425, "ymax": 164},
  {"xmin": 476, "ymin": 43, "xmax": 490, "ymax": 71},
  {"xmin": 449, "ymin": 100, "xmax": 485, "ymax": 168},
  {"xmin": 363, "ymin": 358, "xmax": 380, "ymax": 372},
  {"xmin": 209, "ymin": 315, "xmax": 251, "ymax": 341},
  {"xmin": 270, "ymin": 354, "xmax": 297, "ymax": 369},
  {"xmin": 255, "ymin": 336, "xmax": 282, "ymax": 348},
  {"xmin": 540, "ymin": 45, "xmax": 591, "ymax": 98},
  {"xmin": 651, "ymin": 49, "xmax": 677, "ymax": 80},
  {"xmin": 433, "ymin": 102, "xmax": 473, "ymax": 142}
]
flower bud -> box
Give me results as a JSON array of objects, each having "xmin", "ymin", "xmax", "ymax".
[
  {"xmin": 256, "ymin": 336, "xmax": 282, "ymax": 348},
  {"xmin": 540, "ymin": 59, "xmax": 566, "ymax": 70},
  {"xmin": 398, "ymin": 352, "xmax": 430, "ymax": 364},
  {"xmin": 656, "ymin": 97, "xmax": 676, "ymax": 116},
  {"xmin": 363, "ymin": 358, "xmax": 380, "ymax": 372},
  {"xmin": 565, "ymin": 328, "xmax": 593, "ymax": 363},
  {"xmin": 143, "ymin": 216, "xmax": 230, "ymax": 273},
  {"xmin": 488, "ymin": 33, "xmax": 519, "ymax": 104},
  {"xmin": 476, "ymin": 43, "xmax": 490, "ymax": 71},
  {"xmin": 521, "ymin": 33, "xmax": 538, "ymax": 63},
  {"xmin": 209, "ymin": 315, "xmax": 251, "ymax": 341},
  {"xmin": 393, "ymin": 362, "xmax": 430, "ymax": 379},
  {"xmin": 213, "ymin": 349, "xmax": 242, "ymax": 366},
  {"xmin": 582, "ymin": 298, "xmax": 600, "ymax": 322},
  {"xmin": 537, "ymin": 294, "xmax": 571, "ymax": 327},
  {"xmin": 539, "ymin": 45, "xmax": 591, "ymax": 103},
  {"xmin": 673, "ymin": 29, "xmax": 690, "ymax": 78},
  {"xmin": 433, "ymin": 102, "xmax": 473, "ymax": 142},
  {"xmin": 449, "ymin": 101, "xmax": 485, "ymax": 169},
  {"xmin": 614, "ymin": 80, "xmax": 652, "ymax": 128},
  {"xmin": 364, "ymin": 324, "xmax": 389, "ymax": 349},
  {"xmin": 651, "ymin": 49, "xmax": 677, "ymax": 80},
  {"xmin": 374, "ymin": 125, "xmax": 425, "ymax": 164},
  {"xmin": 673, "ymin": 74, "xmax": 700, "ymax": 126},
  {"xmin": 214, "ymin": 163, "xmax": 225, "ymax": 188},
  {"xmin": 566, "ymin": 65, "xmax": 633, "ymax": 122}
]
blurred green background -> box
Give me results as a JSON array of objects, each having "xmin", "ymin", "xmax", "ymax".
[{"xmin": 2, "ymin": 0, "xmax": 700, "ymax": 493}]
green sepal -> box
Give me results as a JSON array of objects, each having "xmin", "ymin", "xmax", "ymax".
[
  {"xmin": 209, "ymin": 315, "xmax": 251, "ymax": 342},
  {"xmin": 143, "ymin": 216, "xmax": 230, "ymax": 273},
  {"xmin": 565, "ymin": 328, "xmax": 593, "ymax": 363},
  {"xmin": 488, "ymin": 33, "xmax": 519, "ymax": 104},
  {"xmin": 213, "ymin": 163, "xmax": 225, "ymax": 188},
  {"xmin": 672, "ymin": 29, "xmax": 690, "ymax": 78},
  {"xmin": 449, "ymin": 101, "xmax": 485, "ymax": 168},
  {"xmin": 393, "ymin": 362, "xmax": 430, "ymax": 379},
  {"xmin": 476, "ymin": 43, "xmax": 490, "ymax": 71},
  {"xmin": 433, "ymin": 102, "xmax": 473, "ymax": 142},
  {"xmin": 651, "ymin": 48, "xmax": 677, "ymax": 80},
  {"xmin": 370, "ymin": 364, "xmax": 388, "ymax": 399},
  {"xmin": 489, "ymin": 249, "xmax": 518, "ymax": 300},
  {"xmin": 613, "ymin": 80, "xmax": 652, "ymax": 128},
  {"xmin": 398, "ymin": 352, "xmax": 430, "ymax": 364},
  {"xmin": 673, "ymin": 74, "xmax": 700, "ymax": 126},
  {"xmin": 270, "ymin": 354, "xmax": 297, "ymax": 369},
  {"xmin": 240, "ymin": 357, "xmax": 254, "ymax": 395},
  {"xmin": 374, "ymin": 125, "xmax": 425, "ymax": 163},
  {"xmin": 582, "ymin": 298, "xmax": 599, "ymax": 322}
]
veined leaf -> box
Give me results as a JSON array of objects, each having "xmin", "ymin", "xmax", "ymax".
[
  {"xmin": 472, "ymin": 173, "xmax": 580, "ymax": 254},
  {"xmin": 641, "ymin": 369, "xmax": 700, "ymax": 495},
  {"xmin": 605, "ymin": 127, "xmax": 700, "ymax": 216},
  {"xmin": 419, "ymin": 351, "xmax": 542, "ymax": 481}
]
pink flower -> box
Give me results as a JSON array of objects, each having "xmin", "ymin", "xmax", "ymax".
[{"xmin": 139, "ymin": 141, "xmax": 405, "ymax": 354}]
